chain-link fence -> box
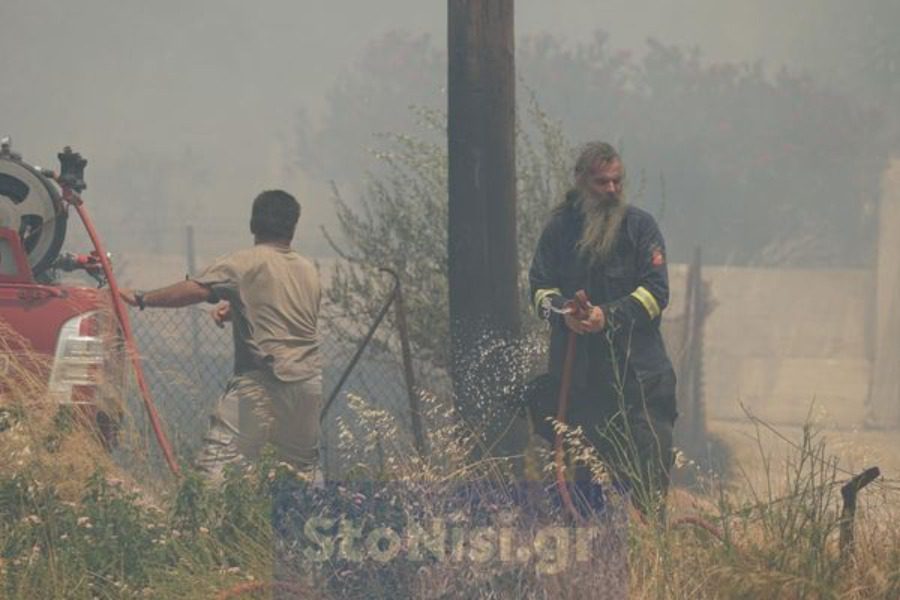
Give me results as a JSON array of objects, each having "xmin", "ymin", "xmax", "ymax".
[
  {"xmin": 118, "ymin": 256, "xmax": 708, "ymax": 482},
  {"xmin": 122, "ymin": 288, "xmax": 420, "ymax": 480}
]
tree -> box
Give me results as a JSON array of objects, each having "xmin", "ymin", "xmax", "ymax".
[
  {"xmin": 324, "ymin": 103, "xmax": 570, "ymax": 379},
  {"xmin": 300, "ymin": 30, "xmax": 892, "ymax": 268}
]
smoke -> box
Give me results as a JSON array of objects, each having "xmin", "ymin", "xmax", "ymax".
[{"xmin": 1, "ymin": 0, "xmax": 893, "ymax": 259}]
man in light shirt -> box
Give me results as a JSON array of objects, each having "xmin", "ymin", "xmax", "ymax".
[{"xmin": 121, "ymin": 190, "xmax": 322, "ymax": 483}]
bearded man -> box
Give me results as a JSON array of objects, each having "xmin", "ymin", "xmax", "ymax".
[{"xmin": 528, "ymin": 142, "xmax": 677, "ymax": 514}]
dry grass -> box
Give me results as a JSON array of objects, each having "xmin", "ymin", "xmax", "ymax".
[
  {"xmin": 2, "ymin": 329, "xmax": 899, "ymax": 598},
  {"xmin": 0, "ymin": 323, "xmax": 124, "ymax": 499}
]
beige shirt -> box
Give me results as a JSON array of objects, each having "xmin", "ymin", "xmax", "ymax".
[{"xmin": 192, "ymin": 244, "xmax": 321, "ymax": 382}]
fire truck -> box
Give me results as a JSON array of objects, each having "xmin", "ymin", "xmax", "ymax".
[{"xmin": 0, "ymin": 138, "xmax": 125, "ymax": 447}]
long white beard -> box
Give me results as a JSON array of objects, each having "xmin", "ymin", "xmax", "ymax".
[{"xmin": 575, "ymin": 192, "xmax": 627, "ymax": 267}]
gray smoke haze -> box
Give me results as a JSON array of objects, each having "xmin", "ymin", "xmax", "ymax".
[
  {"xmin": 4, "ymin": 0, "xmax": 893, "ymax": 258},
  {"xmin": 3, "ymin": 0, "xmax": 900, "ymax": 493}
]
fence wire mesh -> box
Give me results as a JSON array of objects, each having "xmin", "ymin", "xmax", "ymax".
[{"xmin": 122, "ymin": 300, "xmax": 418, "ymax": 480}]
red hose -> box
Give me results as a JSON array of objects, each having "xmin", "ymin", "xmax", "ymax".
[
  {"xmin": 60, "ymin": 186, "xmax": 180, "ymax": 477},
  {"xmin": 554, "ymin": 289, "xmax": 591, "ymax": 524},
  {"xmin": 555, "ymin": 330, "xmax": 582, "ymax": 523}
]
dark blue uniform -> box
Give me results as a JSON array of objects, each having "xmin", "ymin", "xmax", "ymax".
[{"xmin": 528, "ymin": 193, "xmax": 677, "ymax": 509}]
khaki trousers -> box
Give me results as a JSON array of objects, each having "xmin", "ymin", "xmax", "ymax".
[{"xmin": 195, "ymin": 370, "xmax": 322, "ymax": 484}]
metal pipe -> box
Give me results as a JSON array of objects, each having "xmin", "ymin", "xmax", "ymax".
[
  {"xmin": 320, "ymin": 267, "xmax": 399, "ymax": 422},
  {"xmin": 384, "ymin": 268, "xmax": 426, "ymax": 457}
]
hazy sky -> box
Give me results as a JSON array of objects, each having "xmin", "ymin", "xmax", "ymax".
[{"xmin": 0, "ymin": 0, "xmax": 856, "ymax": 256}]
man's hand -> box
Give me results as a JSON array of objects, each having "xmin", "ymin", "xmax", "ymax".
[
  {"xmin": 211, "ymin": 302, "xmax": 232, "ymax": 328},
  {"xmin": 563, "ymin": 304, "xmax": 605, "ymax": 335},
  {"xmin": 118, "ymin": 288, "xmax": 138, "ymax": 307}
]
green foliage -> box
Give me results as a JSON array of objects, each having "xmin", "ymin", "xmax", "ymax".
[
  {"xmin": 0, "ymin": 460, "xmax": 287, "ymax": 599},
  {"xmin": 0, "ymin": 469, "xmax": 169, "ymax": 598},
  {"xmin": 171, "ymin": 470, "xmax": 211, "ymax": 533},
  {"xmin": 324, "ymin": 108, "xmax": 451, "ymax": 370},
  {"xmin": 325, "ymin": 102, "xmax": 570, "ymax": 371},
  {"xmin": 42, "ymin": 407, "xmax": 76, "ymax": 453},
  {"xmin": 1, "ymin": 424, "xmax": 899, "ymax": 598},
  {"xmin": 0, "ymin": 406, "xmax": 23, "ymax": 434}
]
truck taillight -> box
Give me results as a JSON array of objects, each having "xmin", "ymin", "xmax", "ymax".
[
  {"xmin": 78, "ymin": 312, "xmax": 101, "ymax": 337},
  {"xmin": 48, "ymin": 311, "xmax": 108, "ymax": 403}
]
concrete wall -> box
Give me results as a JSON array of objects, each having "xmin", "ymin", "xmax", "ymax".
[
  {"xmin": 869, "ymin": 159, "xmax": 900, "ymax": 426},
  {"xmin": 672, "ymin": 158, "xmax": 899, "ymax": 429},
  {"xmin": 116, "ymin": 249, "xmax": 885, "ymax": 430},
  {"xmin": 675, "ymin": 265, "xmax": 873, "ymax": 427}
]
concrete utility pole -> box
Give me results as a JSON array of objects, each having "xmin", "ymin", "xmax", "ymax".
[{"xmin": 447, "ymin": 0, "xmax": 520, "ymax": 446}]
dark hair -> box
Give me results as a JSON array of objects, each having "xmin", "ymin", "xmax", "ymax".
[{"xmin": 250, "ymin": 190, "xmax": 301, "ymax": 241}]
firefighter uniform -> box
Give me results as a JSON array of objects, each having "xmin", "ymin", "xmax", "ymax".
[{"xmin": 528, "ymin": 193, "xmax": 677, "ymax": 509}]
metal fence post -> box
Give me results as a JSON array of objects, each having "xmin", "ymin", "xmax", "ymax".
[
  {"xmin": 688, "ymin": 247, "xmax": 706, "ymax": 444},
  {"xmin": 186, "ymin": 225, "xmax": 200, "ymax": 366},
  {"xmin": 675, "ymin": 246, "xmax": 708, "ymax": 459},
  {"xmin": 320, "ymin": 270, "xmax": 398, "ymax": 422},
  {"xmin": 390, "ymin": 271, "xmax": 426, "ymax": 457}
]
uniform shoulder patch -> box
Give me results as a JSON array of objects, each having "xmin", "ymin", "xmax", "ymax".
[{"xmin": 651, "ymin": 247, "xmax": 665, "ymax": 267}]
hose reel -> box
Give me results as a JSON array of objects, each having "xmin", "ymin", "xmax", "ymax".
[{"xmin": 0, "ymin": 137, "xmax": 68, "ymax": 276}]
